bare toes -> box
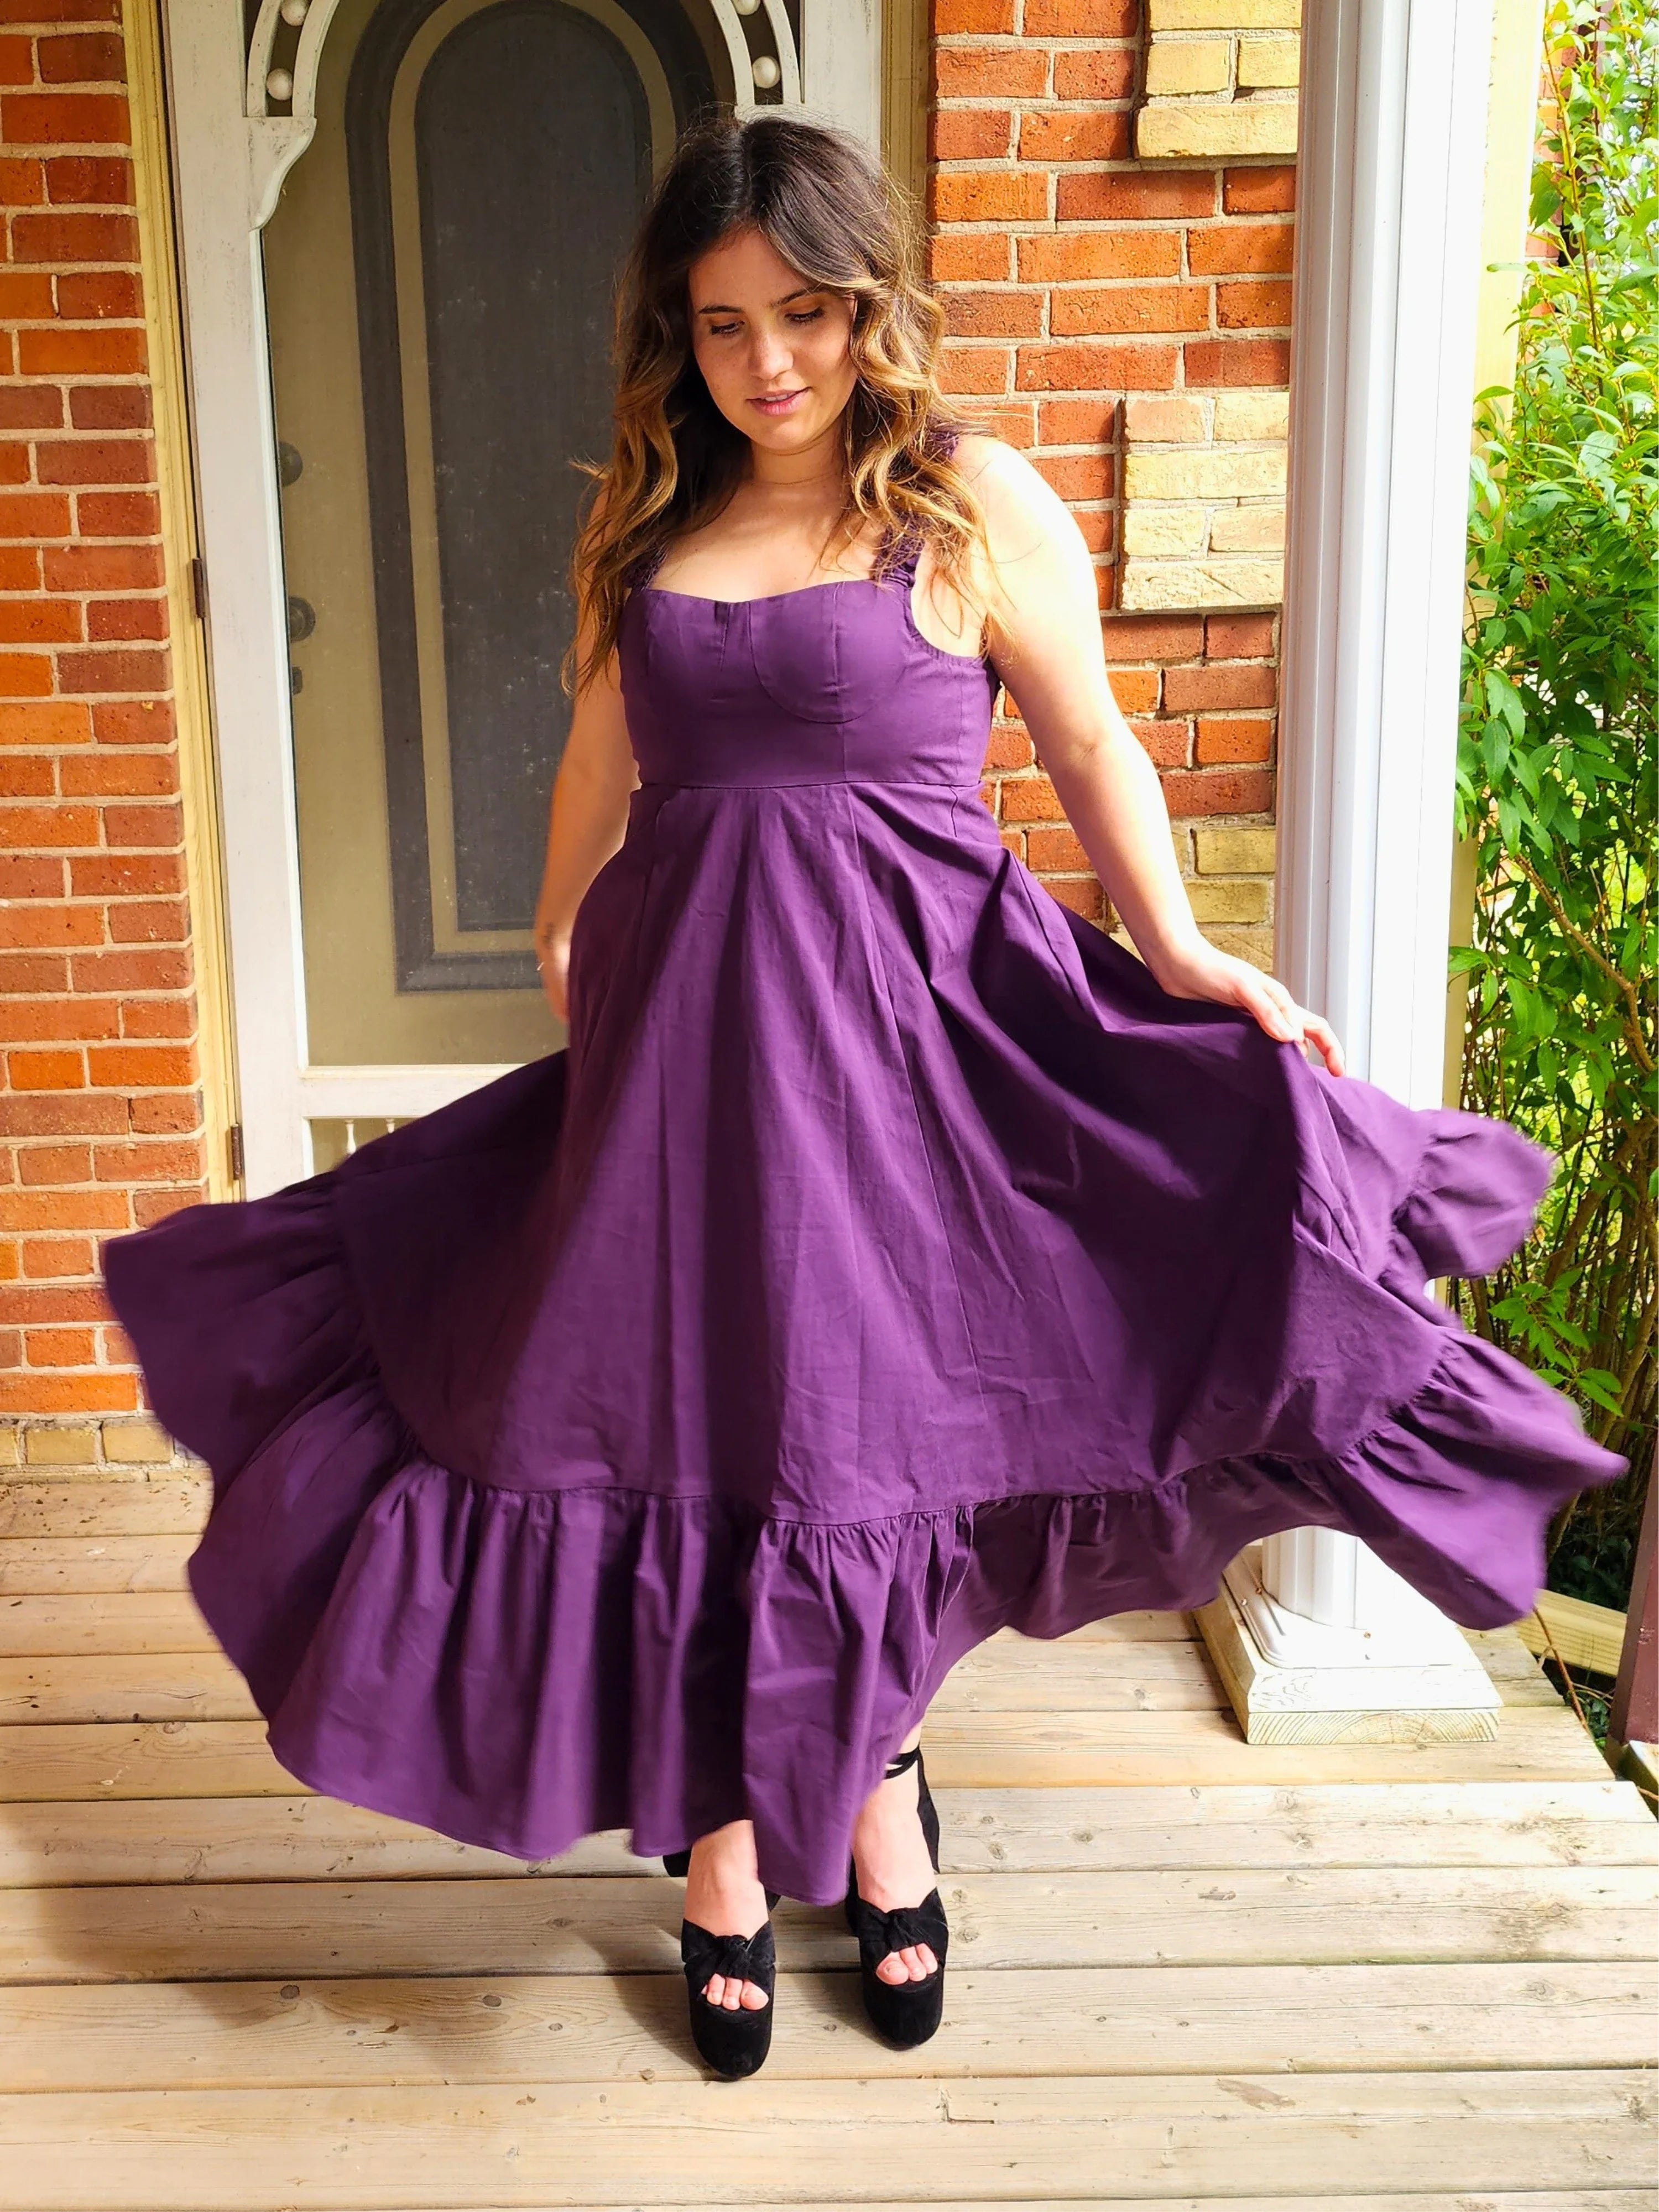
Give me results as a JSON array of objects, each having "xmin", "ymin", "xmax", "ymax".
[{"xmin": 740, "ymin": 1981, "xmax": 769, "ymax": 2011}]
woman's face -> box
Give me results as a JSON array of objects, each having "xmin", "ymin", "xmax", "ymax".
[{"xmin": 687, "ymin": 225, "xmax": 859, "ymax": 456}]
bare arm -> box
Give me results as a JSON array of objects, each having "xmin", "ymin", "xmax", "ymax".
[
  {"xmin": 959, "ymin": 435, "xmax": 1344, "ymax": 1074},
  {"xmin": 531, "ymin": 598, "xmax": 637, "ymax": 1022}
]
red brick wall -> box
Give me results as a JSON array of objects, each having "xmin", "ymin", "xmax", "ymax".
[
  {"xmin": 0, "ymin": 0, "xmax": 206, "ymax": 1435},
  {"xmin": 927, "ymin": 0, "xmax": 1292, "ymax": 950}
]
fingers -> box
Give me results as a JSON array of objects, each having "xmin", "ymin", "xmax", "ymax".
[
  {"xmin": 1300, "ymin": 1011, "xmax": 1346, "ymax": 1077},
  {"xmin": 1243, "ymin": 977, "xmax": 1346, "ymax": 1076}
]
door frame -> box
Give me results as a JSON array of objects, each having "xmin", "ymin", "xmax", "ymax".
[{"xmin": 162, "ymin": 0, "xmax": 885, "ymax": 1196}]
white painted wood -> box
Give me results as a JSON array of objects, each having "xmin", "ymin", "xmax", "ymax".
[
  {"xmin": 295, "ymin": 1065, "xmax": 517, "ymax": 1120},
  {"xmin": 164, "ymin": 2, "xmax": 312, "ymax": 1196},
  {"xmin": 1247, "ymin": 0, "xmax": 1503, "ymax": 1681},
  {"xmin": 799, "ymin": 0, "xmax": 881, "ymax": 144},
  {"xmin": 1202, "ymin": 1557, "xmax": 1502, "ymax": 1744}
]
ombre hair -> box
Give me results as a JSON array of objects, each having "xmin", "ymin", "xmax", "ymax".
[{"xmin": 562, "ymin": 111, "xmax": 1000, "ymax": 697}]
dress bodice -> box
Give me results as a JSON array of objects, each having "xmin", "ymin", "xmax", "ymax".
[{"xmin": 617, "ymin": 529, "xmax": 1000, "ymax": 790}]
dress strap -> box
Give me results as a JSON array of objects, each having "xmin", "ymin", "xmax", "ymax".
[
  {"xmin": 625, "ymin": 538, "xmax": 670, "ymax": 592},
  {"xmin": 881, "ymin": 520, "xmax": 924, "ymax": 584},
  {"xmin": 880, "ymin": 421, "xmax": 963, "ymax": 584}
]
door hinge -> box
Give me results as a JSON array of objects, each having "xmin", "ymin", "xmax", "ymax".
[
  {"xmin": 189, "ymin": 556, "xmax": 208, "ymax": 620},
  {"xmin": 226, "ymin": 1123, "xmax": 245, "ymax": 1185}
]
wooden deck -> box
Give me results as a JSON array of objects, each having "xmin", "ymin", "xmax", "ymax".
[{"xmin": 1, "ymin": 1471, "xmax": 1655, "ymax": 2211}]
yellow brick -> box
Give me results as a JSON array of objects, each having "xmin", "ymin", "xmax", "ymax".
[
  {"xmin": 1125, "ymin": 447, "xmax": 1286, "ymax": 502},
  {"xmin": 1237, "ymin": 33, "xmax": 1300, "ymax": 87},
  {"xmin": 1212, "ymin": 392, "xmax": 1290, "ymax": 442},
  {"xmin": 1208, "ymin": 501, "xmax": 1286, "ymax": 552},
  {"xmin": 0, "ymin": 1425, "xmax": 19, "ymax": 1470},
  {"xmin": 23, "ymin": 1426, "xmax": 101, "ymax": 1469},
  {"xmin": 1144, "ymin": 36, "xmax": 1232, "ymax": 95},
  {"xmin": 1123, "ymin": 395, "xmax": 1211, "ymax": 445},
  {"xmin": 1187, "ymin": 878, "xmax": 1272, "ymax": 924},
  {"xmin": 1195, "ymin": 824, "xmax": 1278, "ymax": 875},
  {"xmin": 100, "ymin": 1417, "xmax": 176, "ymax": 1465},
  {"xmin": 1201, "ymin": 924, "xmax": 1276, "ymax": 970},
  {"xmin": 1119, "ymin": 557, "xmax": 1284, "ymax": 611},
  {"xmin": 1123, "ymin": 504, "xmax": 1211, "ymax": 557},
  {"xmin": 1149, "ymin": 0, "xmax": 1300, "ymax": 27},
  {"xmin": 1136, "ymin": 98, "xmax": 1298, "ymax": 160}
]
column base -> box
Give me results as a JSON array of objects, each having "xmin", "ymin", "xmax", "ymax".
[{"xmin": 1196, "ymin": 1542, "xmax": 1503, "ymax": 1745}]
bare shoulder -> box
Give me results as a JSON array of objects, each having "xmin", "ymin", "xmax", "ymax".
[{"xmin": 950, "ymin": 432, "xmax": 1091, "ymax": 593}]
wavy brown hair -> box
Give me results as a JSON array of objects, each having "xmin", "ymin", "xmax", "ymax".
[{"xmin": 561, "ymin": 111, "xmax": 1001, "ymax": 698}]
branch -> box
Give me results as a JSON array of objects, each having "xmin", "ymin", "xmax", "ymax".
[{"xmin": 1509, "ymin": 847, "xmax": 1655, "ymax": 1075}]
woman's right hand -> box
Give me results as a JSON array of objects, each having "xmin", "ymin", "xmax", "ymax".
[
  {"xmin": 536, "ymin": 927, "xmax": 572, "ymax": 1023},
  {"xmin": 530, "ymin": 577, "xmax": 636, "ymax": 1034}
]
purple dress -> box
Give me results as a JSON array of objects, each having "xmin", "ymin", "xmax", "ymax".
[{"xmin": 102, "ymin": 512, "xmax": 1625, "ymax": 1905}]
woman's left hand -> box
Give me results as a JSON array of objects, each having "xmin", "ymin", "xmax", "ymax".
[{"xmin": 1150, "ymin": 938, "xmax": 1346, "ymax": 1076}]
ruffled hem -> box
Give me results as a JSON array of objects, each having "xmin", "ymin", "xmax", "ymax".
[{"xmin": 102, "ymin": 1061, "xmax": 1626, "ymax": 1906}]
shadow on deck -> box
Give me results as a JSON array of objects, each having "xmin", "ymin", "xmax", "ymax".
[{"xmin": 0, "ymin": 1470, "xmax": 1654, "ymax": 2210}]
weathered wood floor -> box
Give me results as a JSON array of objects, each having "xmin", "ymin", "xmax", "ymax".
[{"xmin": 1, "ymin": 1471, "xmax": 1655, "ymax": 2211}]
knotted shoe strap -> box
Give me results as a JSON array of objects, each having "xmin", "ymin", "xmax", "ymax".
[
  {"xmin": 679, "ymin": 1915, "xmax": 778, "ymax": 2080},
  {"xmin": 681, "ymin": 1917, "xmax": 777, "ymax": 1994},
  {"xmin": 844, "ymin": 1887, "xmax": 950, "ymax": 1978},
  {"xmin": 845, "ymin": 1882, "xmax": 949, "ymax": 2050}
]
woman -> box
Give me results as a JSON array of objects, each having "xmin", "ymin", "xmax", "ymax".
[{"xmin": 102, "ymin": 113, "xmax": 1624, "ymax": 2083}]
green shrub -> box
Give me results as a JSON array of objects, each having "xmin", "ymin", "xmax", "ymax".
[{"xmin": 1451, "ymin": 0, "xmax": 1656, "ymax": 1607}]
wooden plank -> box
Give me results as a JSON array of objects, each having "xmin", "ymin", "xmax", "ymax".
[
  {"xmin": 0, "ymin": 1536, "xmax": 194, "ymax": 1595},
  {"xmin": 0, "ymin": 1592, "xmax": 216, "ymax": 1657},
  {"xmin": 3, "ymin": 1778, "xmax": 1653, "ymax": 1890},
  {"xmin": 920, "ymin": 1703, "xmax": 1614, "ymax": 1786},
  {"xmin": 933, "ymin": 1639, "xmax": 1221, "ymax": 1712},
  {"xmin": 0, "ymin": 2071, "xmax": 1648, "ymax": 2209},
  {"xmin": 1520, "ymin": 1593, "xmax": 1629, "ymax": 1679},
  {"xmin": 0, "ymin": 1610, "xmax": 1212, "ymax": 1663},
  {"xmin": 1037, "ymin": 1613, "xmax": 1196, "ymax": 1642},
  {"xmin": 1462, "ymin": 1630, "xmax": 1568, "ymax": 1707},
  {"xmin": 0, "ymin": 1651, "xmax": 258, "ymax": 1725},
  {"xmin": 3, "ymin": 1865, "xmax": 1651, "ymax": 1985},
  {"xmin": 0, "ymin": 1480, "xmax": 208, "ymax": 1540},
  {"xmin": 0, "ymin": 1644, "xmax": 1222, "ymax": 1727},
  {"xmin": 82, "ymin": 2201, "xmax": 1643, "ymax": 2212},
  {"xmin": 0, "ymin": 1701, "xmax": 1615, "ymax": 1808},
  {"xmin": 1, "ymin": 1961, "xmax": 1649, "ymax": 2092},
  {"xmin": 0, "ymin": 1721, "xmax": 293, "ymax": 1803}
]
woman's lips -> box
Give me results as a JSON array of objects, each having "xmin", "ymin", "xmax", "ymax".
[{"xmin": 750, "ymin": 389, "xmax": 807, "ymax": 416}]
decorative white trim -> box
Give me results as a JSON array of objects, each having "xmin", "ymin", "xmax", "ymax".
[
  {"xmin": 1197, "ymin": 0, "xmax": 1503, "ymax": 1727},
  {"xmin": 1225, "ymin": 1546, "xmax": 1490, "ymax": 1677},
  {"xmin": 756, "ymin": 0, "xmax": 803, "ymax": 107},
  {"xmin": 1198, "ymin": 1546, "xmax": 1502, "ymax": 1745},
  {"xmin": 245, "ymin": 0, "xmax": 347, "ymax": 226}
]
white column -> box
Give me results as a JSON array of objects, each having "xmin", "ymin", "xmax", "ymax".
[{"xmin": 1196, "ymin": 0, "xmax": 1504, "ymax": 1742}]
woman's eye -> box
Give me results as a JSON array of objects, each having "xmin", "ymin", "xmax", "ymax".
[
  {"xmin": 709, "ymin": 322, "xmax": 740, "ymax": 336},
  {"xmin": 787, "ymin": 308, "xmax": 825, "ymax": 325}
]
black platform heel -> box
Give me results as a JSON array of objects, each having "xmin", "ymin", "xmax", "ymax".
[
  {"xmin": 844, "ymin": 1743, "xmax": 949, "ymax": 2048},
  {"xmin": 664, "ymin": 1846, "xmax": 781, "ymax": 2079}
]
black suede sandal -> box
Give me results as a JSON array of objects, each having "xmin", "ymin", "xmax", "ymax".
[
  {"xmin": 664, "ymin": 1848, "xmax": 781, "ymax": 2080},
  {"xmin": 844, "ymin": 1744, "xmax": 950, "ymax": 2048}
]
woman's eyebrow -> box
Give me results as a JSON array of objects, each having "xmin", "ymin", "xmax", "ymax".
[{"xmin": 694, "ymin": 286, "xmax": 823, "ymax": 315}]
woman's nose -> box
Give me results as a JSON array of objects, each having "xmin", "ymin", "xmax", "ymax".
[{"xmin": 750, "ymin": 325, "xmax": 792, "ymax": 379}]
